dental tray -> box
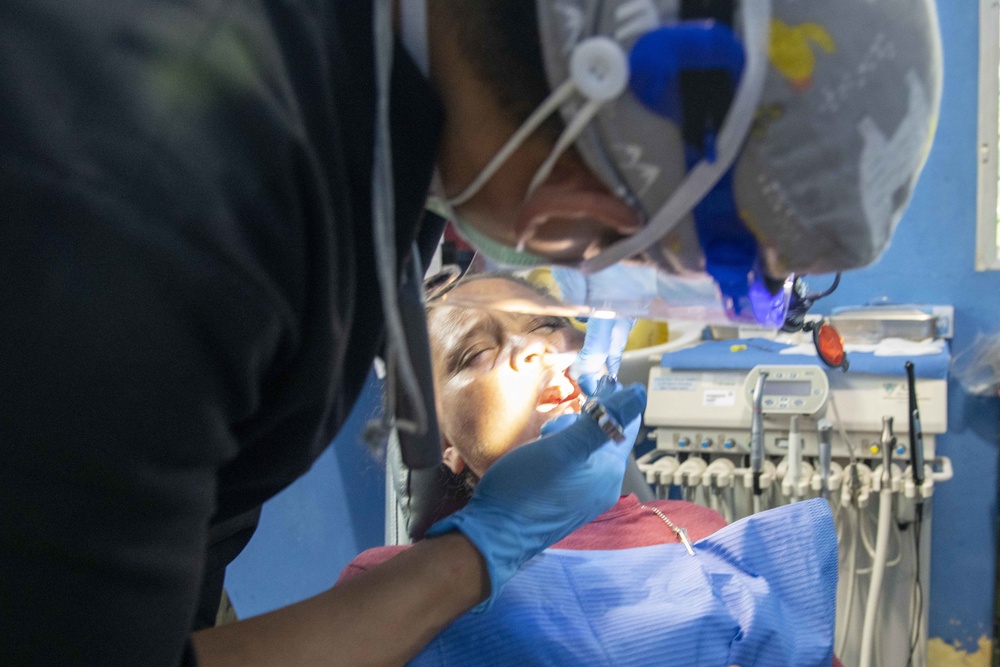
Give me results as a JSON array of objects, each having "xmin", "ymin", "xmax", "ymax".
[{"xmin": 828, "ymin": 306, "xmax": 938, "ymax": 343}]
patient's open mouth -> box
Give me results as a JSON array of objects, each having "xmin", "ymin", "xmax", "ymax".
[{"xmin": 536, "ymin": 369, "xmax": 582, "ymax": 413}]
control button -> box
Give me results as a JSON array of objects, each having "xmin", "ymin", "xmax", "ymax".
[
  {"xmin": 723, "ymin": 439, "xmax": 736, "ymax": 449},
  {"xmin": 774, "ymin": 372, "xmax": 784, "ymax": 379},
  {"xmin": 896, "ymin": 446, "xmax": 907, "ymax": 456},
  {"xmin": 764, "ymin": 399, "xmax": 775, "ymax": 406},
  {"xmin": 869, "ymin": 445, "xmax": 880, "ymax": 456},
  {"xmin": 678, "ymin": 438, "xmax": 690, "ymax": 448},
  {"xmin": 701, "ymin": 439, "xmax": 713, "ymax": 449},
  {"xmin": 789, "ymin": 372, "xmax": 798, "ymax": 379},
  {"xmin": 793, "ymin": 399, "xmax": 805, "ymax": 407},
  {"xmin": 813, "ymin": 389, "xmax": 822, "ymax": 395}
]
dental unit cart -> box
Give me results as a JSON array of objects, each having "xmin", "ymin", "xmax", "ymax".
[{"xmin": 639, "ymin": 337, "xmax": 953, "ymax": 667}]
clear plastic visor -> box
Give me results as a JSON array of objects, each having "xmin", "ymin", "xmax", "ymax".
[{"xmin": 426, "ymin": 260, "xmax": 793, "ymax": 329}]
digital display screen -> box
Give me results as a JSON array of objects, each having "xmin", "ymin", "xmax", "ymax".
[{"xmin": 763, "ymin": 379, "xmax": 812, "ymax": 397}]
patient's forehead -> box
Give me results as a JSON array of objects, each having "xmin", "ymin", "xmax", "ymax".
[
  {"xmin": 426, "ymin": 277, "xmax": 560, "ymax": 361},
  {"xmin": 445, "ymin": 277, "xmax": 555, "ymax": 305}
]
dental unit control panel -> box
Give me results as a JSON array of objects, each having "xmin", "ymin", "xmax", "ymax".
[{"xmin": 645, "ymin": 360, "xmax": 946, "ymax": 463}]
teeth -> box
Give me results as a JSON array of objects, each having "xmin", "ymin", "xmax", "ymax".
[{"xmin": 537, "ymin": 369, "xmax": 583, "ymax": 413}]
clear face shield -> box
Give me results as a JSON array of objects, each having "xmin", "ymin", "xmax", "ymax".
[{"xmin": 429, "ymin": 0, "xmax": 942, "ymax": 330}]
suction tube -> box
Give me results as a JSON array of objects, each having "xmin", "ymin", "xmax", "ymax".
[{"xmin": 859, "ymin": 417, "xmax": 896, "ymax": 667}]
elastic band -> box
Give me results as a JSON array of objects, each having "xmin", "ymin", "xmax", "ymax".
[{"xmin": 447, "ymin": 80, "xmax": 576, "ymax": 207}]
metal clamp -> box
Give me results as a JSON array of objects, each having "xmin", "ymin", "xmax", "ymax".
[{"xmin": 582, "ymin": 398, "xmax": 626, "ymax": 442}]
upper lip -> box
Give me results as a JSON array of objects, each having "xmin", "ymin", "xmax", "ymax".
[{"xmin": 537, "ymin": 367, "xmax": 582, "ymax": 410}]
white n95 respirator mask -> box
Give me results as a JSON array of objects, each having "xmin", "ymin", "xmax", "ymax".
[{"xmin": 436, "ymin": 0, "xmax": 942, "ymax": 326}]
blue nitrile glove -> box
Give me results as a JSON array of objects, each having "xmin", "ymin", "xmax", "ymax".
[
  {"xmin": 572, "ymin": 317, "xmax": 636, "ymax": 396},
  {"xmin": 425, "ymin": 383, "xmax": 647, "ymax": 610},
  {"xmin": 550, "ymin": 266, "xmax": 647, "ymax": 396}
]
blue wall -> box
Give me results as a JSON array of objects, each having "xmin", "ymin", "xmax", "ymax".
[
  {"xmin": 224, "ymin": 373, "xmax": 387, "ymax": 618},
  {"xmin": 812, "ymin": 2, "xmax": 1000, "ymax": 649}
]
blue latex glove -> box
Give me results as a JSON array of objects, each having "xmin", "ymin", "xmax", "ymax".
[
  {"xmin": 571, "ymin": 317, "xmax": 636, "ymax": 396},
  {"xmin": 425, "ymin": 383, "xmax": 647, "ymax": 610}
]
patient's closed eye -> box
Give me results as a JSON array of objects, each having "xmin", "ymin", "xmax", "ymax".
[
  {"xmin": 459, "ymin": 344, "xmax": 496, "ymax": 370},
  {"xmin": 527, "ymin": 316, "xmax": 569, "ymax": 334}
]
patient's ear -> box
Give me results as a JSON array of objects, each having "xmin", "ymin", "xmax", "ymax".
[{"xmin": 442, "ymin": 442, "xmax": 466, "ymax": 475}]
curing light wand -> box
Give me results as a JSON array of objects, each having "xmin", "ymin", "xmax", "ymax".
[{"xmin": 905, "ymin": 361, "xmax": 926, "ymax": 493}]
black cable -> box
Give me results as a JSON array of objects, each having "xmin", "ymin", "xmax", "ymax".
[{"xmin": 907, "ymin": 504, "xmax": 924, "ymax": 667}]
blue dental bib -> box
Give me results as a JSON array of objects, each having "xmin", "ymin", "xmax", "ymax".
[{"xmin": 410, "ymin": 499, "xmax": 837, "ymax": 667}]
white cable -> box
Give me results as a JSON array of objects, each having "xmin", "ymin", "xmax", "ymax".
[
  {"xmin": 857, "ymin": 501, "xmax": 902, "ymax": 569},
  {"xmin": 859, "ymin": 476, "xmax": 894, "ymax": 667},
  {"xmin": 836, "ymin": 506, "xmax": 860, "ymax": 658},
  {"xmin": 371, "ymin": 0, "xmax": 426, "ymax": 436},
  {"xmin": 858, "ymin": 504, "xmax": 877, "ymax": 558},
  {"xmin": 827, "ymin": 392, "xmax": 859, "ymax": 461},
  {"xmin": 447, "ymin": 80, "xmax": 576, "ymax": 206},
  {"xmin": 452, "ymin": 35, "xmax": 629, "ymax": 212},
  {"xmin": 579, "ymin": 0, "xmax": 772, "ymax": 274},
  {"xmin": 724, "ymin": 487, "xmax": 736, "ymax": 523},
  {"xmin": 524, "ymin": 99, "xmax": 603, "ymax": 203}
]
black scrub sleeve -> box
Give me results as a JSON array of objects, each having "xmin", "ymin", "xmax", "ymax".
[
  {"xmin": 0, "ymin": 162, "xmax": 288, "ymax": 665},
  {"xmin": 0, "ymin": 0, "xmax": 324, "ymax": 662}
]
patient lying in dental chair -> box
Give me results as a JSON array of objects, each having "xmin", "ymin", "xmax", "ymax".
[{"xmin": 339, "ymin": 276, "xmax": 841, "ymax": 667}]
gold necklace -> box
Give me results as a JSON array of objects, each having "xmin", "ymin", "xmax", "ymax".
[{"xmin": 640, "ymin": 504, "xmax": 696, "ymax": 556}]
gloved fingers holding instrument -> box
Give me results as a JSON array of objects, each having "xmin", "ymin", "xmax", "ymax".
[
  {"xmin": 571, "ymin": 316, "xmax": 636, "ymax": 397},
  {"xmin": 426, "ymin": 381, "xmax": 646, "ymax": 610},
  {"xmin": 545, "ymin": 264, "xmax": 639, "ymax": 396}
]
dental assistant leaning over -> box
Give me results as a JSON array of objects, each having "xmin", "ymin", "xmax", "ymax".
[{"xmin": 0, "ymin": 0, "xmax": 941, "ymax": 665}]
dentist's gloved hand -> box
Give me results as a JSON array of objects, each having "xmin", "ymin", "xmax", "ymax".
[
  {"xmin": 425, "ymin": 382, "xmax": 646, "ymax": 610},
  {"xmin": 549, "ymin": 266, "xmax": 645, "ymax": 396},
  {"xmin": 572, "ymin": 317, "xmax": 636, "ymax": 396}
]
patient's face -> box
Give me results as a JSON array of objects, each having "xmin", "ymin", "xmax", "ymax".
[{"xmin": 428, "ymin": 278, "xmax": 585, "ymax": 478}]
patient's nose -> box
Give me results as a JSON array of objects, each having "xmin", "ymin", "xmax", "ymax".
[{"xmin": 511, "ymin": 336, "xmax": 556, "ymax": 372}]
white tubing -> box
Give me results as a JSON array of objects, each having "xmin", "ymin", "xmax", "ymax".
[
  {"xmin": 836, "ymin": 507, "xmax": 859, "ymax": 658},
  {"xmin": 859, "ymin": 487, "xmax": 894, "ymax": 667}
]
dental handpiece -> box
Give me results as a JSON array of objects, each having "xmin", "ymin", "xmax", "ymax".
[
  {"xmin": 582, "ymin": 374, "xmax": 627, "ymax": 442},
  {"xmin": 817, "ymin": 419, "xmax": 833, "ymax": 501},
  {"xmin": 788, "ymin": 416, "xmax": 802, "ymax": 502},
  {"xmin": 880, "ymin": 416, "xmax": 895, "ymax": 484},
  {"xmin": 750, "ymin": 372, "xmax": 769, "ymax": 495}
]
